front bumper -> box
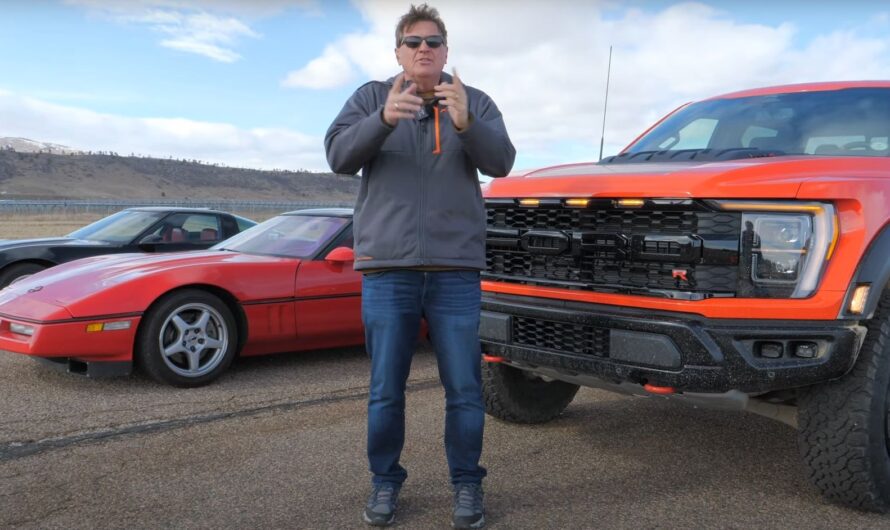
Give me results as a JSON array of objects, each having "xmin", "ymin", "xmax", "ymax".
[
  {"xmin": 0, "ymin": 314, "xmax": 140, "ymax": 363},
  {"xmin": 480, "ymin": 292, "xmax": 866, "ymax": 393}
]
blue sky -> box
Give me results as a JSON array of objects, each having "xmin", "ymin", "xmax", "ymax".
[{"xmin": 1, "ymin": 1, "xmax": 889, "ymax": 172}]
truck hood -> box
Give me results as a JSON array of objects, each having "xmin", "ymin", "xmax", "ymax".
[{"xmin": 488, "ymin": 156, "xmax": 886, "ymax": 199}]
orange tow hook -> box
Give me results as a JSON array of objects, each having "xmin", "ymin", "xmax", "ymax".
[
  {"xmin": 643, "ymin": 383, "xmax": 676, "ymax": 395},
  {"xmin": 483, "ymin": 354, "xmax": 506, "ymax": 363}
]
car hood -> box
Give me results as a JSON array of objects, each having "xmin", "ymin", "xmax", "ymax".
[
  {"xmin": 0, "ymin": 250, "xmax": 303, "ymax": 319},
  {"xmin": 0, "ymin": 237, "xmax": 111, "ymax": 250},
  {"xmin": 488, "ymin": 156, "xmax": 888, "ymax": 199}
]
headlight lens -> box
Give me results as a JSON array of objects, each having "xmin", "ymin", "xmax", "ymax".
[
  {"xmin": 717, "ymin": 201, "xmax": 836, "ymax": 298},
  {"xmin": 10, "ymin": 322, "xmax": 35, "ymax": 336},
  {"xmin": 748, "ymin": 214, "xmax": 810, "ymax": 284}
]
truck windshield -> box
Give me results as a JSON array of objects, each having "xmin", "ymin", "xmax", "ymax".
[{"xmin": 614, "ymin": 87, "xmax": 890, "ymax": 163}]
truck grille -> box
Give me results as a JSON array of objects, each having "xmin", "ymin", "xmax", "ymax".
[
  {"xmin": 485, "ymin": 200, "xmax": 741, "ymax": 298},
  {"xmin": 513, "ymin": 316, "xmax": 609, "ymax": 357}
]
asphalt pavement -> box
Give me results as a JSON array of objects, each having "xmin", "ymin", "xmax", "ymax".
[{"xmin": 2, "ymin": 345, "xmax": 889, "ymax": 529}]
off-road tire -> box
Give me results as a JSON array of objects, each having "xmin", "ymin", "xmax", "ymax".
[
  {"xmin": 798, "ymin": 289, "xmax": 890, "ymax": 512},
  {"xmin": 482, "ymin": 361, "xmax": 579, "ymax": 423},
  {"xmin": 0, "ymin": 262, "xmax": 47, "ymax": 288},
  {"xmin": 136, "ymin": 289, "xmax": 238, "ymax": 388}
]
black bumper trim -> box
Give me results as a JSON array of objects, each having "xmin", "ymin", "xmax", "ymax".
[
  {"xmin": 480, "ymin": 293, "xmax": 866, "ymax": 393},
  {"xmin": 34, "ymin": 357, "xmax": 132, "ymax": 378}
]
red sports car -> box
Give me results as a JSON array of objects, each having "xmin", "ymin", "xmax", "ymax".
[{"xmin": 0, "ymin": 209, "xmax": 362, "ymax": 387}]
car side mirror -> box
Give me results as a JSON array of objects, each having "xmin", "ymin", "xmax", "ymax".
[{"xmin": 325, "ymin": 246, "xmax": 354, "ymax": 263}]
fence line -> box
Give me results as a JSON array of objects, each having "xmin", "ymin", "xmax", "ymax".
[{"xmin": 0, "ymin": 199, "xmax": 353, "ymax": 215}]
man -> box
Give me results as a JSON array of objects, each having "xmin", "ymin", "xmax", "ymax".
[{"xmin": 324, "ymin": 3, "xmax": 515, "ymax": 528}]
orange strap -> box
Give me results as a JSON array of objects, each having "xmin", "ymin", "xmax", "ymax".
[{"xmin": 433, "ymin": 106, "xmax": 442, "ymax": 154}]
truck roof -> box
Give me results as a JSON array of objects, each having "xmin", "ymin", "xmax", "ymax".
[{"xmin": 710, "ymin": 80, "xmax": 890, "ymax": 100}]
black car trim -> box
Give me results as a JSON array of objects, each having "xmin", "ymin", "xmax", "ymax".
[
  {"xmin": 0, "ymin": 311, "xmax": 143, "ymax": 325},
  {"xmin": 241, "ymin": 293, "xmax": 361, "ymax": 306}
]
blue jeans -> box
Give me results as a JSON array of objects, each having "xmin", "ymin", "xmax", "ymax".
[{"xmin": 362, "ymin": 269, "xmax": 487, "ymax": 486}]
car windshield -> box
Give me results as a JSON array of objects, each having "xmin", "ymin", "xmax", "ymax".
[
  {"xmin": 614, "ymin": 87, "xmax": 890, "ymax": 163},
  {"xmin": 68, "ymin": 210, "xmax": 166, "ymax": 243},
  {"xmin": 213, "ymin": 214, "xmax": 348, "ymax": 258}
]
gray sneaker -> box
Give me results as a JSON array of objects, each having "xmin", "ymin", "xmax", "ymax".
[
  {"xmin": 363, "ymin": 483, "xmax": 400, "ymax": 526},
  {"xmin": 452, "ymin": 483, "xmax": 485, "ymax": 529}
]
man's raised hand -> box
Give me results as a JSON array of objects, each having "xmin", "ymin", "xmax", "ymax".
[
  {"xmin": 434, "ymin": 68, "xmax": 469, "ymax": 131},
  {"xmin": 383, "ymin": 73, "xmax": 423, "ymax": 127}
]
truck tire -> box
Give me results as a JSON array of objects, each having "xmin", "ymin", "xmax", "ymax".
[
  {"xmin": 798, "ymin": 289, "xmax": 890, "ymax": 512},
  {"xmin": 482, "ymin": 361, "xmax": 579, "ymax": 424}
]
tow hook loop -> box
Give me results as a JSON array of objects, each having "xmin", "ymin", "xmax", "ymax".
[
  {"xmin": 483, "ymin": 354, "xmax": 506, "ymax": 363},
  {"xmin": 643, "ymin": 383, "xmax": 676, "ymax": 395}
]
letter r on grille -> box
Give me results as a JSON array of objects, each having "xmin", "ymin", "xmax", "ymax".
[{"xmin": 521, "ymin": 230, "xmax": 570, "ymax": 255}]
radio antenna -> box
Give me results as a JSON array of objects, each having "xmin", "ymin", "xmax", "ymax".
[{"xmin": 598, "ymin": 45, "xmax": 613, "ymax": 161}]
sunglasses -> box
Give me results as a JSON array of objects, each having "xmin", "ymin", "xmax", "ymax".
[{"xmin": 400, "ymin": 35, "xmax": 445, "ymax": 49}]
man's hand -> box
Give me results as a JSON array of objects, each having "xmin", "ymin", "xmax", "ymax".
[
  {"xmin": 435, "ymin": 68, "xmax": 469, "ymax": 131},
  {"xmin": 383, "ymin": 73, "xmax": 423, "ymax": 127}
]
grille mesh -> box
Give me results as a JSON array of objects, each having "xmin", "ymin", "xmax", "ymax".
[
  {"xmin": 485, "ymin": 203, "xmax": 740, "ymax": 295},
  {"xmin": 512, "ymin": 316, "xmax": 610, "ymax": 357}
]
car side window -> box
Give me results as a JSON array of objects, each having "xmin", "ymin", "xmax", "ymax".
[
  {"xmin": 336, "ymin": 232, "xmax": 354, "ymax": 249},
  {"xmin": 181, "ymin": 214, "xmax": 221, "ymax": 242},
  {"xmin": 144, "ymin": 213, "xmax": 220, "ymax": 243}
]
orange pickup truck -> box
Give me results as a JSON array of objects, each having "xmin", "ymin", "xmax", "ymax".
[{"xmin": 479, "ymin": 81, "xmax": 890, "ymax": 512}]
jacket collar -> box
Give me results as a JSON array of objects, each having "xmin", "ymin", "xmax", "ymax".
[{"xmin": 385, "ymin": 71, "xmax": 452, "ymax": 87}]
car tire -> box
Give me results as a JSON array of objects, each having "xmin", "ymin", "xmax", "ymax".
[
  {"xmin": 798, "ymin": 289, "xmax": 890, "ymax": 512},
  {"xmin": 482, "ymin": 361, "xmax": 579, "ymax": 424},
  {"xmin": 0, "ymin": 262, "xmax": 47, "ymax": 288},
  {"xmin": 136, "ymin": 289, "xmax": 238, "ymax": 388}
]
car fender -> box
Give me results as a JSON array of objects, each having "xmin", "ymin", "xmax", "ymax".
[{"xmin": 840, "ymin": 221, "xmax": 890, "ymax": 319}]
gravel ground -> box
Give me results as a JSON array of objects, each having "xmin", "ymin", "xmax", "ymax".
[{"xmin": 2, "ymin": 346, "xmax": 889, "ymax": 529}]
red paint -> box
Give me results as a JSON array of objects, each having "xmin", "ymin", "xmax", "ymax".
[
  {"xmin": 643, "ymin": 384, "xmax": 676, "ymax": 395},
  {"xmin": 0, "ymin": 247, "xmax": 365, "ymax": 365}
]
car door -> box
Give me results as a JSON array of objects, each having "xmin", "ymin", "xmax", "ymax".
[{"xmin": 292, "ymin": 228, "xmax": 363, "ymax": 349}]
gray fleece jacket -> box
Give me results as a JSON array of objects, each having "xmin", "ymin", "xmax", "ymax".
[{"xmin": 324, "ymin": 72, "xmax": 515, "ymax": 271}]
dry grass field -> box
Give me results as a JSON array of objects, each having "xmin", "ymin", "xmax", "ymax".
[{"xmin": 0, "ymin": 211, "xmax": 277, "ymax": 239}]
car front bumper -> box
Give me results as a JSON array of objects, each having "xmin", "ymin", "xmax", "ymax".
[
  {"xmin": 0, "ymin": 314, "xmax": 140, "ymax": 364},
  {"xmin": 479, "ymin": 292, "xmax": 866, "ymax": 394}
]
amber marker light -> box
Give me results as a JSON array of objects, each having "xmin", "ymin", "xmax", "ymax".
[
  {"xmin": 616, "ymin": 199, "xmax": 645, "ymax": 208},
  {"xmin": 519, "ymin": 198, "xmax": 540, "ymax": 207},
  {"xmin": 826, "ymin": 212, "xmax": 840, "ymax": 260},
  {"xmin": 86, "ymin": 321, "xmax": 132, "ymax": 333},
  {"xmin": 715, "ymin": 202, "xmax": 824, "ymax": 213},
  {"xmin": 849, "ymin": 285, "xmax": 871, "ymax": 315},
  {"xmin": 565, "ymin": 198, "xmax": 590, "ymax": 208}
]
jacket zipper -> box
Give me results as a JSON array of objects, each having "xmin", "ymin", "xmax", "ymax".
[{"xmin": 418, "ymin": 116, "xmax": 426, "ymax": 265}]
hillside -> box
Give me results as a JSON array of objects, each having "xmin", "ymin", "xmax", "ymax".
[
  {"xmin": 0, "ymin": 149, "xmax": 360, "ymax": 201},
  {"xmin": 0, "ymin": 137, "xmax": 81, "ymax": 155}
]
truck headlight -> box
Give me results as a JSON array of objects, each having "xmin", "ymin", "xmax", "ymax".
[{"xmin": 717, "ymin": 201, "xmax": 836, "ymax": 298}]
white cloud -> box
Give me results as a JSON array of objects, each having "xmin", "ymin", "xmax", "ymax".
[
  {"xmin": 0, "ymin": 90, "xmax": 327, "ymax": 171},
  {"xmin": 65, "ymin": 0, "xmax": 314, "ymax": 62},
  {"xmin": 67, "ymin": 0, "xmax": 317, "ymax": 18},
  {"xmin": 284, "ymin": 1, "xmax": 890, "ymax": 166},
  {"xmin": 282, "ymin": 45, "xmax": 355, "ymax": 89}
]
